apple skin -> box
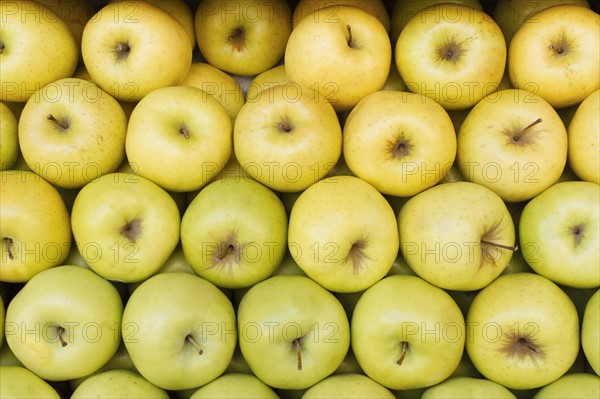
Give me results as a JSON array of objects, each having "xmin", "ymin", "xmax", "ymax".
[
  {"xmin": 519, "ymin": 181, "xmax": 600, "ymax": 289},
  {"xmin": 421, "ymin": 376, "xmax": 516, "ymax": 398},
  {"xmin": 1, "ymin": 170, "xmax": 72, "ymax": 283},
  {"xmin": 292, "ymin": 0, "xmax": 391, "ymax": 32},
  {"xmin": 351, "ymin": 275, "xmax": 466, "ymax": 390},
  {"xmin": 0, "ymin": 102, "xmax": 19, "ymax": 170},
  {"xmin": 582, "ymin": 289, "xmax": 599, "ymax": 375},
  {"xmin": 508, "ymin": 5, "xmax": 600, "ymax": 109},
  {"xmin": 466, "ymin": 272, "xmax": 580, "ymax": 390},
  {"xmin": 71, "ymin": 369, "xmax": 169, "ymax": 399},
  {"xmin": 4, "ymin": 265, "xmax": 124, "ymax": 381},
  {"xmin": 0, "ymin": 0, "xmax": 79, "ymax": 102},
  {"xmin": 532, "ymin": 373, "xmax": 600, "ymax": 398},
  {"xmin": 568, "ymin": 89, "xmax": 600, "ymax": 184},
  {"xmin": 237, "ymin": 275, "xmax": 350, "ymax": 390},
  {"xmin": 302, "ymin": 373, "xmax": 396, "ymax": 399},
  {"xmin": 0, "ymin": 365, "xmax": 61, "ymax": 399},
  {"xmin": 189, "ymin": 373, "xmax": 279, "ymax": 399},
  {"xmin": 245, "ymin": 64, "xmax": 289, "ymax": 103}
]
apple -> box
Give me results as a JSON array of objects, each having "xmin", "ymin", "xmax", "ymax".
[
  {"xmin": 0, "ymin": 294, "xmax": 4, "ymax": 349},
  {"xmin": 288, "ymin": 175, "xmax": 399, "ymax": 293},
  {"xmin": 81, "ymin": 0, "xmax": 192, "ymax": 102},
  {"xmin": 181, "ymin": 175, "xmax": 288, "ymax": 289},
  {"xmin": 189, "ymin": 373, "xmax": 279, "ymax": 399},
  {"xmin": 5, "ymin": 265, "xmax": 123, "ymax": 381},
  {"xmin": 493, "ymin": 0, "xmax": 590, "ymax": 45},
  {"xmin": 71, "ymin": 369, "xmax": 169, "ymax": 399},
  {"xmin": 245, "ymin": 64, "xmax": 289, "ymax": 103},
  {"xmin": 399, "ymin": 181, "xmax": 516, "ymax": 291},
  {"xmin": 390, "ymin": 0, "xmax": 483, "ymax": 46},
  {"xmin": 1, "ymin": 170, "xmax": 71, "ymax": 282},
  {"xmin": 457, "ymin": 89, "xmax": 568, "ymax": 202},
  {"xmin": 0, "ymin": 365, "xmax": 61, "ymax": 399},
  {"xmin": 508, "ymin": 4, "xmax": 600, "ymax": 109},
  {"xmin": 125, "ymin": 85, "xmax": 232, "ymax": 193},
  {"xmin": 302, "ymin": 373, "xmax": 396, "ymax": 398},
  {"xmin": 285, "ymin": 5, "xmax": 392, "ymax": 112},
  {"xmin": 582, "ymin": 289, "xmax": 599, "ymax": 375},
  {"xmin": 292, "ymin": 0, "xmax": 391, "ymax": 33},
  {"xmin": 568, "ymin": 89, "xmax": 599, "ymax": 184},
  {"xmin": 110, "ymin": 0, "xmax": 196, "ymax": 51},
  {"xmin": 421, "ymin": 376, "xmax": 517, "ymax": 398},
  {"xmin": 466, "ymin": 272, "xmax": 580, "ymax": 390},
  {"xmin": 351, "ymin": 275, "xmax": 466, "ymax": 390},
  {"xmin": 233, "ymin": 82, "xmax": 342, "ymax": 193},
  {"xmin": 519, "ymin": 181, "xmax": 600, "ymax": 289},
  {"xmin": 70, "ymin": 172, "xmax": 181, "ymax": 283},
  {"xmin": 0, "ymin": 101, "xmax": 19, "ymax": 170},
  {"xmin": 194, "ymin": 0, "xmax": 292, "ymax": 76},
  {"xmin": 237, "ymin": 275, "xmax": 350, "ymax": 390},
  {"xmin": 533, "ymin": 373, "xmax": 600, "ymax": 398},
  {"xmin": 122, "ymin": 272, "xmax": 237, "ymax": 390},
  {"xmin": 18, "ymin": 77, "xmax": 127, "ymax": 189},
  {"xmin": 343, "ymin": 90, "xmax": 456, "ymax": 197},
  {"xmin": 396, "ymin": 3, "xmax": 506, "ymax": 110},
  {"xmin": 0, "ymin": 0, "xmax": 78, "ymax": 102},
  {"xmin": 179, "ymin": 62, "xmax": 246, "ymax": 121}
]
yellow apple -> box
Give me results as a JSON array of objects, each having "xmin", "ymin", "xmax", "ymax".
[
  {"xmin": 0, "ymin": 102, "xmax": 18, "ymax": 170},
  {"xmin": 245, "ymin": 64, "xmax": 289, "ymax": 103},
  {"xmin": 292, "ymin": 0, "xmax": 391, "ymax": 32},
  {"xmin": 568, "ymin": 89, "xmax": 599, "ymax": 184}
]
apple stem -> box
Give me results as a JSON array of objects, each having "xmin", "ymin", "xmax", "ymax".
[
  {"xmin": 480, "ymin": 240, "xmax": 519, "ymax": 252},
  {"xmin": 47, "ymin": 114, "xmax": 69, "ymax": 130},
  {"xmin": 513, "ymin": 118, "xmax": 542, "ymax": 142},
  {"xmin": 56, "ymin": 326, "xmax": 68, "ymax": 347},
  {"xmin": 397, "ymin": 341, "xmax": 409, "ymax": 365},
  {"xmin": 293, "ymin": 338, "xmax": 302, "ymax": 371},
  {"xmin": 179, "ymin": 127, "xmax": 190, "ymax": 139},
  {"xmin": 3, "ymin": 237, "xmax": 14, "ymax": 260},
  {"xmin": 186, "ymin": 335, "xmax": 204, "ymax": 355},
  {"xmin": 346, "ymin": 24, "xmax": 352, "ymax": 47},
  {"xmin": 0, "ymin": 41, "xmax": 4, "ymax": 54}
]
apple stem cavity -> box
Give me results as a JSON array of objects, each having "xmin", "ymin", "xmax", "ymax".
[
  {"xmin": 114, "ymin": 42, "xmax": 131, "ymax": 60},
  {"xmin": 276, "ymin": 119, "xmax": 293, "ymax": 133},
  {"xmin": 571, "ymin": 224, "xmax": 584, "ymax": 246},
  {"xmin": 512, "ymin": 118, "xmax": 542, "ymax": 143},
  {"xmin": 47, "ymin": 114, "xmax": 69, "ymax": 130},
  {"xmin": 185, "ymin": 334, "xmax": 204, "ymax": 355},
  {"xmin": 56, "ymin": 326, "xmax": 68, "ymax": 347},
  {"xmin": 293, "ymin": 338, "xmax": 303, "ymax": 371},
  {"xmin": 179, "ymin": 126, "xmax": 190, "ymax": 139},
  {"xmin": 0, "ymin": 41, "xmax": 4, "ymax": 54},
  {"xmin": 438, "ymin": 39, "xmax": 462, "ymax": 63},
  {"xmin": 228, "ymin": 27, "xmax": 245, "ymax": 51},
  {"xmin": 3, "ymin": 237, "xmax": 14, "ymax": 260},
  {"xmin": 392, "ymin": 136, "xmax": 411, "ymax": 158},
  {"xmin": 397, "ymin": 341, "xmax": 409, "ymax": 365},
  {"xmin": 500, "ymin": 331, "xmax": 545, "ymax": 366},
  {"xmin": 120, "ymin": 218, "xmax": 142, "ymax": 242},
  {"xmin": 347, "ymin": 239, "xmax": 368, "ymax": 274}
]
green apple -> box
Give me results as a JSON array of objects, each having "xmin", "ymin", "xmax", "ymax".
[
  {"xmin": 70, "ymin": 172, "xmax": 181, "ymax": 283},
  {"xmin": 352, "ymin": 275, "xmax": 465, "ymax": 390},
  {"xmin": 0, "ymin": 365, "xmax": 61, "ymax": 398},
  {"xmin": 181, "ymin": 176, "xmax": 287, "ymax": 289},
  {"xmin": 125, "ymin": 85, "xmax": 232, "ymax": 193},
  {"xmin": 421, "ymin": 376, "xmax": 516, "ymax": 398},
  {"xmin": 0, "ymin": 101, "xmax": 19, "ymax": 170},
  {"xmin": 390, "ymin": 0, "xmax": 483, "ymax": 46},
  {"xmin": 1, "ymin": 170, "xmax": 71, "ymax": 282},
  {"xmin": 457, "ymin": 89, "xmax": 568, "ymax": 202},
  {"xmin": 110, "ymin": 0, "xmax": 196, "ymax": 51},
  {"xmin": 0, "ymin": 0, "xmax": 78, "ymax": 102},
  {"xmin": 343, "ymin": 90, "xmax": 456, "ymax": 197},
  {"xmin": 519, "ymin": 181, "xmax": 599, "ymax": 288},
  {"xmin": 81, "ymin": 0, "xmax": 192, "ymax": 102},
  {"xmin": 582, "ymin": 289, "xmax": 599, "ymax": 375},
  {"xmin": 288, "ymin": 175, "xmax": 399, "ymax": 293},
  {"xmin": 285, "ymin": 5, "xmax": 392, "ymax": 112},
  {"xmin": 122, "ymin": 272, "xmax": 237, "ymax": 391},
  {"xmin": 5, "ymin": 265, "xmax": 123, "ymax": 381},
  {"xmin": 533, "ymin": 373, "xmax": 600, "ymax": 398},
  {"xmin": 292, "ymin": 0, "xmax": 391, "ymax": 32},
  {"xmin": 180, "ymin": 62, "xmax": 246, "ymax": 121},
  {"xmin": 189, "ymin": 373, "xmax": 279, "ymax": 399},
  {"xmin": 233, "ymin": 83, "xmax": 342, "ymax": 193},
  {"xmin": 493, "ymin": 0, "xmax": 590, "ymax": 45},
  {"xmin": 466, "ymin": 272, "xmax": 580, "ymax": 390},
  {"xmin": 0, "ymin": 295, "xmax": 3, "ymax": 349},
  {"xmin": 399, "ymin": 181, "xmax": 517, "ymax": 291},
  {"xmin": 302, "ymin": 373, "xmax": 395, "ymax": 398},
  {"xmin": 18, "ymin": 77, "xmax": 127, "ymax": 188},
  {"xmin": 568, "ymin": 89, "xmax": 599, "ymax": 184},
  {"xmin": 237, "ymin": 275, "xmax": 350, "ymax": 390},
  {"xmin": 71, "ymin": 369, "xmax": 169, "ymax": 399},
  {"xmin": 396, "ymin": 3, "xmax": 506, "ymax": 110},
  {"xmin": 0, "ymin": 338, "xmax": 23, "ymax": 366},
  {"xmin": 508, "ymin": 5, "xmax": 599, "ymax": 109},
  {"xmin": 194, "ymin": 0, "xmax": 292, "ymax": 76},
  {"xmin": 245, "ymin": 64, "xmax": 289, "ymax": 103}
]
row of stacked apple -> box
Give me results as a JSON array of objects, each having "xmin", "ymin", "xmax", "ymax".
[{"xmin": 0, "ymin": 0, "xmax": 599, "ymax": 398}]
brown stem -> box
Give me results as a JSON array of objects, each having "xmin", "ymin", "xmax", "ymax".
[
  {"xmin": 0, "ymin": 41, "xmax": 5, "ymax": 54},
  {"xmin": 180, "ymin": 127, "xmax": 190, "ymax": 139},
  {"xmin": 397, "ymin": 341, "xmax": 409, "ymax": 365},
  {"xmin": 346, "ymin": 24, "xmax": 352, "ymax": 47},
  {"xmin": 186, "ymin": 335, "xmax": 203, "ymax": 355},
  {"xmin": 3, "ymin": 237, "xmax": 14, "ymax": 260},
  {"xmin": 47, "ymin": 114, "xmax": 69, "ymax": 130},
  {"xmin": 293, "ymin": 338, "xmax": 302, "ymax": 371},
  {"xmin": 56, "ymin": 326, "xmax": 68, "ymax": 347},
  {"xmin": 480, "ymin": 240, "xmax": 519, "ymax": 252},
  {"xmin": 513, "ymin": 118, "xmax": 542, "ymax": 142}
]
